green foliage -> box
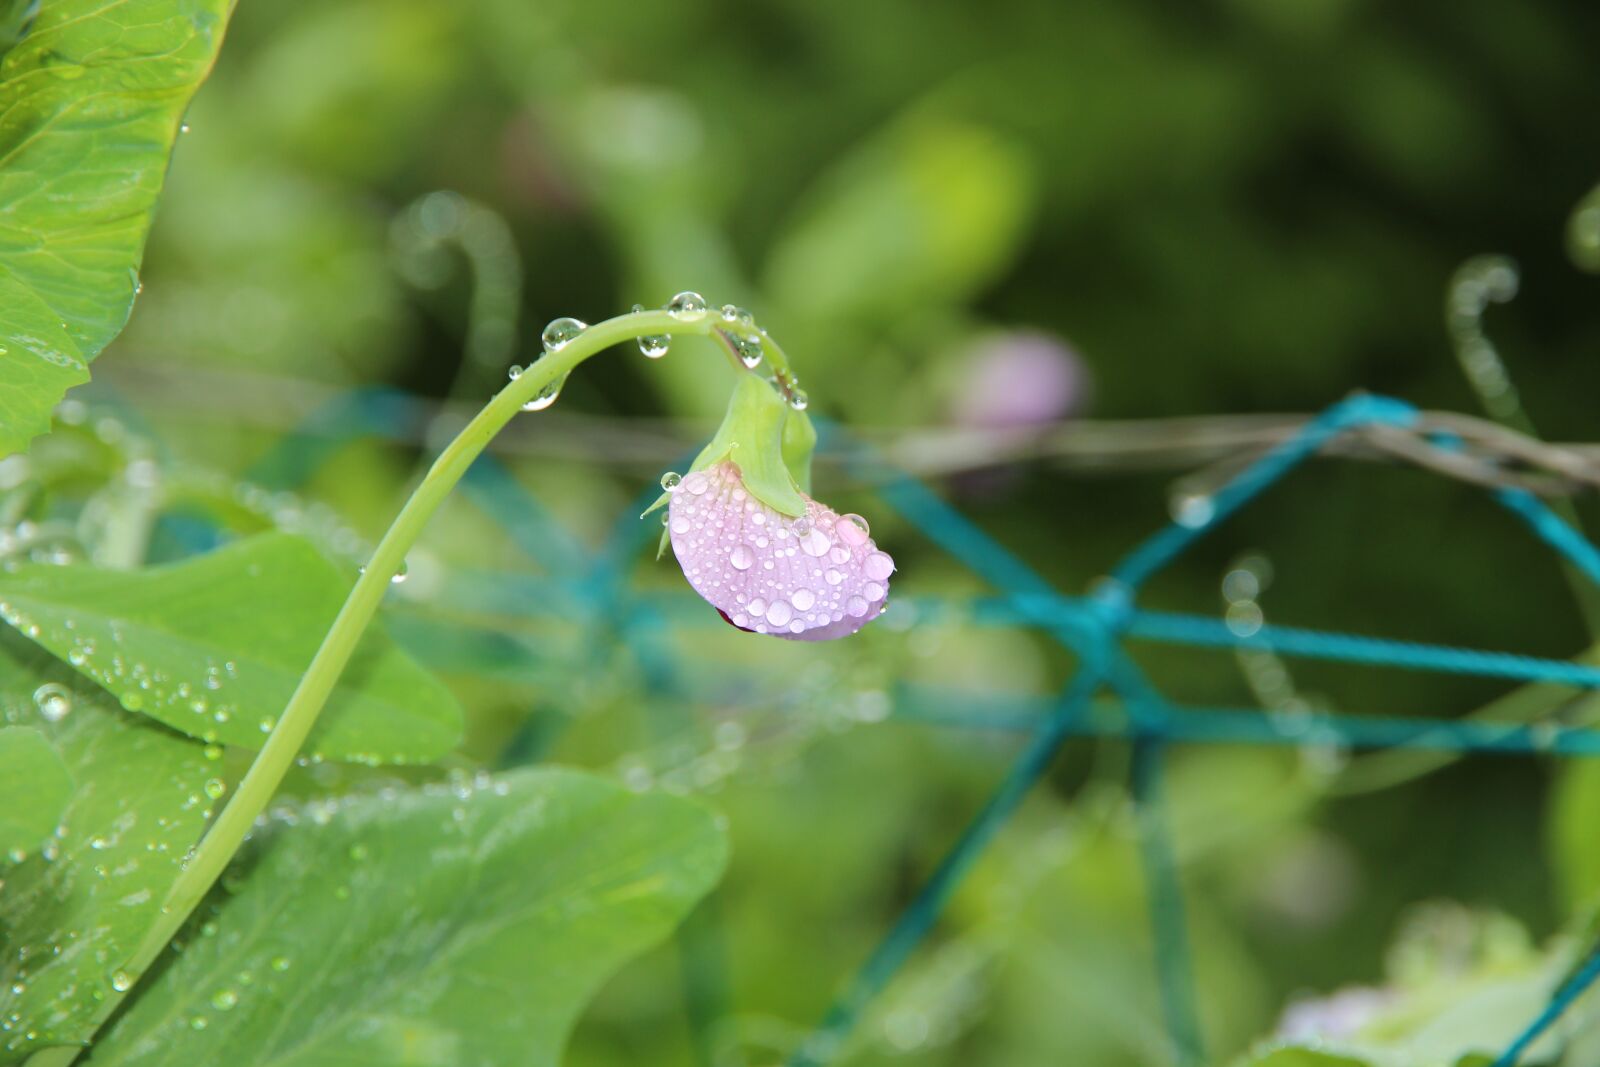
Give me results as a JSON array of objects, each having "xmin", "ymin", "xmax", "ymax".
[
  {"xmin": 0, "ymin": 633, "xmax": 216, "ymax": 1062},
  {"xmin": 2, "ymin": 0, "xmax": 1598, "ymax": 1064},
  {"xmin": 0, "ymin": 725, "xmax": 71, "ymax": 855},
  {"xmin": 1234, "ymin": 1049, "xmax": 1373, "ymax": 1067},
  {"xmin": 763, "ymin": 116, "xmax": 1035, "ymax": 325},
  {"xmin": 0, "ymin": 533, "xmax": 463, "ymax": 763},
  {"xmin": 0, "ymin": 0, "xmax": 232, "ymax": 456},
  {"xmin": 0, "ymin": 0, "xmax": 36, "ymax": 53},
  {"xmin": 88, "ymin": 768, "xmax": 727, "ymax": 1066},
  {"xmin": 1551, "ymin": 761, "xmax": 1600, "ymax": 912}
]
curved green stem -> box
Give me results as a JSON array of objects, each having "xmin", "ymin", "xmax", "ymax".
[{"xmin": 66, "ymin": 307, "xmax": 726, "ymax": 1059}]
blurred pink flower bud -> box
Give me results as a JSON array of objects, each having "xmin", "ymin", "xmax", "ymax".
[
  {"xmin": 952, "ymin": 330, "xmax": 1089, "ymax": 428},
  {"xmin": 1275, "ymin": 986, "xmax": 1395, "ymax": 1041},
  {"xmin": 668, "ymin": 461, "xmax": 894, "ymax": 640}
]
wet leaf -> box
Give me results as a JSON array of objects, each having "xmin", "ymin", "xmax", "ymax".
[
  {"xmin": 0, "ymin": 633, "xmax": 215, "ymax": 1063},
  {"xmin": 89, "ymin": 768, "xmax": 728, "ymax": 1065},
  {"xmin": 0, "ymin": 532, "xmax": 463, "ymax": 764},
  {"xmin": 0, "ymin": 724, "xmax": 72, "ymax": 855}
]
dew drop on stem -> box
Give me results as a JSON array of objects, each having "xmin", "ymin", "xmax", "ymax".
[
  {"xmin": 541, "ymin": 317, "xmax": 588, "ymax": 352},
  {"xmin": 521, "ymin": 374, "xmax": 566, "ymax": 412},
  {"xmin": 666, "ymin": 291, "xmax": 708, "ymax": 320}
]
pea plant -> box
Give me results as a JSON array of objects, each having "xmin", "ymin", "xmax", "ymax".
[{"xmin": 0, "ymin": 3, "xmax": 896, "ymax": 1063}]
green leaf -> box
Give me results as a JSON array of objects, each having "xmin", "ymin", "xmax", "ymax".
[
  {"xmin": 0, "ymin": 0, "xmax": 233, "ymax": 456},
  {"xmin": 1552, "ymin": 759, "xmax": 1600, "ymax": 910},
  {"xmin": 90, "ymin": 768, "xmax": 728, "ymax": 1065},
  {"xmin": 1235, "ymin": 1051, "xmax": 1374, "ymax": 1067},
  {"xmin": 0, "ymin": 632, "xmax": 216, "ymax": 1063},
  {"xmin": 763, "ymin": 114, "xmax": 1035, "ymax": 323},
  {"xmin": 0, "ymin": 724, "xmax": 72, "ymax": 855},
  {"xmin": 0, "ymin": 532, "xmax": 463, "ymax": 764},
  {"xmin": 0, "ymin": 0, "xmax": 37, "ymax": 54}
]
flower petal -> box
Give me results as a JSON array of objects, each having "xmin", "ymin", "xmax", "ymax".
[{"xmin": 669, "ymin": 461, "xmax": 894, "ymax": 640}]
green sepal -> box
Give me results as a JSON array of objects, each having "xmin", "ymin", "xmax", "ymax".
[
  {"xmin": 783, "ymin": 408, "xmax": 818, "ymax": 495},
  {"xmin": 645, "ymin": 374, "xmax": 810, "ymax": 523}
]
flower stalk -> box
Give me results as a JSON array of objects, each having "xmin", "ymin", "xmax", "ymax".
[{"xmin": 67, "ymin": 304, "xmax": 729, "ymax": 1061}]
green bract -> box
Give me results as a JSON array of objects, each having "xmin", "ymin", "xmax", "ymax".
[{"xmin": 647, "ymin": 373, "xmax": 816, "ymax": 524}]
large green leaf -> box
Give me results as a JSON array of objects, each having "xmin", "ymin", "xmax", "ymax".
[
  {"xmin": 0, "ymin": 0, "xmax": 232, "ymax": 456},
  {"xmin": 0, "ymin": 533, "xmax": 463, "ymax": 764},
  {"xmin": 88, "ymin": 768, "xmax": 728, "ymax": 1066},
  {"xmin": 0, "ymin": 633, "xmax": 216, "ymax": 1064},
  {"xmin": 0, "ymin": 724, "xmax": 72, "ymax": 854}
]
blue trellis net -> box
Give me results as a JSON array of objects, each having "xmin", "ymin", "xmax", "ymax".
[{"xmin": 222, "ymin": 385, "xmax": 1600, "ymax": 1067}]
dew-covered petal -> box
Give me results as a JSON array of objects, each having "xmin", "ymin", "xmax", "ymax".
[{"xmin": 668, "ymin": 462, "xmax": 894, "ymax": 641}]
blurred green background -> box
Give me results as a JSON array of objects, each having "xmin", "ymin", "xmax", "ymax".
[{"xmin": 40, "ymin": 0, "xmax": 1600, "ymax": 1063}]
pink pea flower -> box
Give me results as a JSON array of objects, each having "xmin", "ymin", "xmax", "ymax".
[
  {"xmin": 952, "ymin": 330, "xmax": 1089, "ymax": 429},
  {"xmin": 668, "ymin": 460, "xmax": 895, "ymax": 640}
]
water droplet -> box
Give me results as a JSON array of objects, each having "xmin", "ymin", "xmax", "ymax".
[
  {"xmin": 541, "ymin": 317, "xmax": 588, "ymax": 352},
  {"xmin": 32, "ymin": 683, "xmax": 71, "ymax": 722},
  {"xmin": 270, "ymin": 956, "xmax": 291, "ymax": 972},
  {"xmin": 666, "ymin": 291, "xmax": 708, "ymax": 320},
  {"xmin": 1226, "ymin": 601, "xmax": 1264, "ymax": 637},
  {"xmin": 731, "ymin": 334, "xmax": 763, "ymax": 369},
  {"xmin": 390, "ymin": 560, "xmax": 408, "ymax": 584},
  {"xmin": 730, "ymin": 544, "xmax": 755, "ymax": 570},
  {"xmin": 864, "ymin": 552, "xmax": 895, "ymax": 580},
  {"xmin": 837, "ymin": 514, "xmax": 871, "ymax": 544},
  {"xmin": 748, "ymin": 598, "xmax": 768, "ymax": 618},
  {"xmin": 683, "ymin": 471, "xmax": 710, "ymax": 495},
  {"xmin": 110, "ymin": 969, "xmax": 133, "ymax": 992},
  {"xmin": 1171, "ymin": 492, "xmax": 1214, "ymax": 528},
  {"xmin": 203, "ymin": 744, "xmax": 222, "ymax": 761},
  {"xmin": 825, "ymin": 569, "xmax": 844, "ymax": 585},
  {"xmin": 637, "ymin": 334, "xmax": 670, "ymax": 359},
  {"xmin": 788, "ymin": 388, "xmax": 810, "ymax": 411},
  {"xmin": 719, "ymin": 304, "xmax": 753, "ymax": 324},
  {"xmin": 766, "ymin": 600, "xmax": 793, "ymax": 627},
  {"xmin": 180, "ymin": 122, "xmax": 190, "ymax": 133},
  {"xmin": 203, "ymin": 778, "xmax": 226, "ymax": 800},
  {"xmin": 792, "ymin": 589, "xmax": 816, "ymax": 611},
  {"xmin": 660, "ymin": 472, "xmax": 682, "ymax": 492},
  {"xmin": 521, "ymin": 375, "xmax": 566, "ymax": 412},
  {"xmin": 800, "ymin": 528, "xmax": 832, "ymax": 557},
  {"xmin": 189, "ymin": 1016, "xmax": 207, "ymax": 1031},
  {"xmin": 211, "ymin": 989, "xmax": 237, "ymax": 1011},
  {"xmin": 846, "ymin": 596, "xmax": 869, "ymax": 618},
  {"xmin": 507, "ymin": 364, "xmax": 523, "ymax": 381}
]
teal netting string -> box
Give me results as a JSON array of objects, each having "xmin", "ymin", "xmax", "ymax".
[{"xmin": 230, "ymin": 384, "xmax": 1600, "ymax": 1067}]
